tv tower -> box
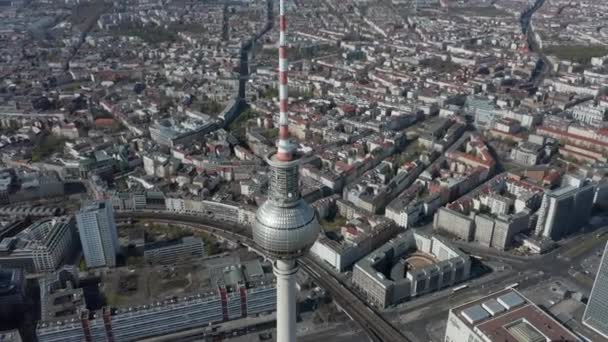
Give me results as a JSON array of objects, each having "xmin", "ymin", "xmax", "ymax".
[{"xmin": 253, "ymin": 0, "xmax": 320, "ymax": 341}]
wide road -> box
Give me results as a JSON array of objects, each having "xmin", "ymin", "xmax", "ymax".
[
  {"xmin": 394, "ymin": 225, "xmax": 608, "ymax": 340},
  {"xmin": 116, "ymin": 211, "xmax": 409, "ymax": 342}
]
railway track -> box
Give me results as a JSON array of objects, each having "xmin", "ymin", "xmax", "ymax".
[{"xmin": 299, "ymin": 256, "xmax": 407, "ymax": 342}]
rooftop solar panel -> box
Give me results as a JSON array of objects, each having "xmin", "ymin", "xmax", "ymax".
[{"xmin": 498, "ymin": 291, "xmax": 526, "ymax": 310}]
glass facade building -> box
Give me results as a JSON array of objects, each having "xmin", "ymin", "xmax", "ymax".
[
  {"xmin": 583, "ymin": 242, "xmax": 608, "ymax": 338},
  {"xmin": 75, "ymin": 201, "xmax": 118, "ymax": 268}
]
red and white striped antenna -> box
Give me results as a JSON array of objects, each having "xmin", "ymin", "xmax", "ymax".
[{"xmin": 276, "ymin": 0, "xmax": 293, "ymax": 162}]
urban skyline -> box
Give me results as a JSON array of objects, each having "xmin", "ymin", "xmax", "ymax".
[{"xmin": 0, "ymin": 0, "xmax": 608, "ymax": 341}]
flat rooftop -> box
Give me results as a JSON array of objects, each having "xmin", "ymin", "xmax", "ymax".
[{"xmin": 453, "ymin": 289, "xmax": 580, "ymax": 342}]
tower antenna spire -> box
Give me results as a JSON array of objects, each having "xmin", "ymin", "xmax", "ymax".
[{"xmin": 276, "ymin": 0, "xmax": 293, "ymax": 162}]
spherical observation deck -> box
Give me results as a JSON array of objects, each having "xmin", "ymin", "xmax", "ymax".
[
  {"xmin": 254, "ymin": 198, "xmax": 319, "ymax": 259},
  {"xmin": 253, "ymin": 153, "xmax": 320, "ymax": 259}
]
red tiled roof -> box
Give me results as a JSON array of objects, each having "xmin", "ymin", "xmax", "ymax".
[
  {"xmin": 538, "ymin": 126, "xmax": 608, "ymax": 148},
  {"xmin": 95, "ymin": 118, "xmax": 115, "ymax": 127}
]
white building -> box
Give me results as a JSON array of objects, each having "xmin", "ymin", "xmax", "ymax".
[
  {"xmin": 549, "ymin": 80, "xmax": 600, "ymax": 97},
  {"xmin": 0, "ymin": 217, "xmax": 78, "ymax": 273},
  {"xmin": 144, "ymin": 236, "xmax": 205, "ymax": 265},
  {"xmin": 445, "ymin": 289, "xmax": 579, "ymax": 342},
  {"xmin": 352, "ymin": 231, "xmax": 470, "ymax": 308},
  {"xmin": 510, "ymin": 141, "xmax": 544, "ymax": 166},
  {"xmin": 75, "ymin": 201, "xmax": 119, "ymax": 268},
  {"xmin": 571, "ymin": 102, "xmax": 607, "ymax": 127},
  {"xmin": 310, "ymin": 221, "xmax": 401, "ymax": 272},
  {"xmin": 591, "ymin": 55, "xmax": 608, "ymax": 67}
]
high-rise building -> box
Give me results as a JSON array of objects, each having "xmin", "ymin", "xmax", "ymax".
[
  {"xmin": 534, "ymin": 184, "xmax": 594, "ymax": 240},
  {"xmin": 76, "ymin": 201, "xmax": 118, "ymax": 268},
  {"xmin": 252, "ymin": 1, "xmax": 320, "ymax": 341},
  {"xmin": 0, "ymin": 268, "xmax": 25, "ymax": 320},
  {"xmin": 583, "ymin": 242, "xmax": 608, "ymax": 338}
]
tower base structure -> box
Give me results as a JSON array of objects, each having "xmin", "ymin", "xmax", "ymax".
[{"xmin": 274, "ymin": 259, "xmax": 298, "ymax": 342}]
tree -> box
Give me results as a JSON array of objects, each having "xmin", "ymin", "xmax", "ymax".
[{"xmin": 31, "ymin": 135, "xmax": 66, "ymax": 162}]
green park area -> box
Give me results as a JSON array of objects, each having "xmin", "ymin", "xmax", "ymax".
[
  {"xmin": 31, "ymin": 135, "xmax": 66, "ymax": 162},
  {"xmin": 228, "ymin": 109, "xmax": 257, "ymax": 132},
  {"xmin": 109, "ymin": 21, "xmax": 209, "ymax": 45}
]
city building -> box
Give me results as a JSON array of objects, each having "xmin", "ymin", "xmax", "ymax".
[
  {"xmin": 467, "ymin": 96, "xmax": 497, "ymax": 129},
  {"xmin": 547, "ymin": 79, "xmax": 600, "ymax": 97},
  {"xmin": 534, "ymin": 184, "xmax": 594, "ymax": 240},
  {"xmin": 0, "ymin": 329, "xmax": 22, "ymax": 342},
  {"xmin": 344, "ymin": 159, "xmax": 424, "ymax": 214},
  {"xmin": 0, "ymin": 219, "xmax": 31, "ymax": 241},
  {"xmin": 7, "ymin": 171, "xmax": 65, "ymax": 204},
  {"xmin": 39, "ymin": 267, "xmax": 84, "ymax": 323},
  {"xmin": 0, "ymin": 268, "xmax": 25, "ymax": 319},
  {"xmin": 143, "ymin": 236, "xmax": 205, "ymax": 265},
  {"xmin": 387, "ymin": 133, "xmax": 496, "ymax": 229},
  {"xmin": 582, "ymin": 242, "xmax": 608, "ymax": 338},
  {"xmin": 149, "ymin": 117, "xmax": 217, "ymax": 148},
  {"xmin": 0, "ymin": 170, "xmax": 65, "ymax": 205},
  {"xmin": 434, "ymin": 173, "xmax": 544, "ymax": 250},
  {"xmin": 164, "ymin": 196, "xmax": 256, "ymax": 225},
  {"xmin": 75, "ymin": 201, "xmax": 119, "ymax": 268},
  {"xmin": 510, "ymin": 141, "xmax": 547, "ymax": 166},
  {"xmin": 310, "ymin": 218, "xmax": 401, "ymax": 272},
  {"xmin": 0, "ymin": 217, "xmax": 78, "ymax": 273},
  {"xmin": 111, "ymin": 190, "xmax": 165, "ymax": 211},
  {"xmin": 142, "ymin": 153, "xmax": 179, "ymax": 178},
  {"xmin": 571, "ymin": 102, "xmax": 607, "ymax": 128},
  {"xmin": 416, "ymin": 119, "xmax": 466, "ymax": 153},
  {"xmin": 536, "ymin": 123, "xmax": 608, "ymax": 159},
  {"xmin": 36, "ymin": 258, "xmax": 276, "ymax": 342},
  {"xmin": 352, "ymin": 231, "xmax": 470, "ymax": 308},
  {"xmin": 385, "ymin": 183, "xmax": 442, "ymax": 228},
  {"xmin": 445, "ymin": 289, "xmax": 580, "ymax": 342}
]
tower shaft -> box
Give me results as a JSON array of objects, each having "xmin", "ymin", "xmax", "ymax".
[{"xmin": 275, "ymin": 259, "xmax": 297, "ymax": 342}]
